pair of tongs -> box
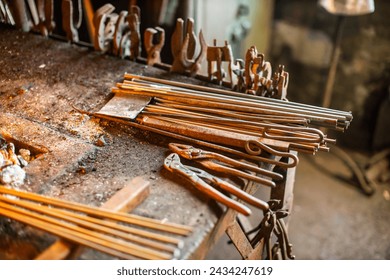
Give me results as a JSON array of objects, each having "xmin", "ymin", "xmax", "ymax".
[
  {"xmin": 164, "ymin": 153, "xmax": 269, "ymax": 216},
  {"xmin": 168, "ymin": 143, "xmax": 283, "ymax": 186}
]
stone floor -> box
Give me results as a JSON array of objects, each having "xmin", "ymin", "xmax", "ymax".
[{"xmin": 207, "ymin": 150, "xmax": 390, "ymax": 260}]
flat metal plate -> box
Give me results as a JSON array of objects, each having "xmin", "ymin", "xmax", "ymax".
[{"xmin": 96, "ymin": 92, "xmax": 151, "ymax": 120}]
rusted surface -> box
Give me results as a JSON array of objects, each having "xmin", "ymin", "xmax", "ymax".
[{"xmin": 0, "ymin": 25, "xmax": 217, "ymax": 259}]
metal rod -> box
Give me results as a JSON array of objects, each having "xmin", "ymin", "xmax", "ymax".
[
  {"xmin": 0, "ymin": 186, "xmax": 192, "ymax": 236},
  {"xmin": 113, "ymin": 85, "xmax": 341, "ymax": 127},
  {"xmin": 0, "ymin": 202, "xmax": 158, "ymax": 259},
  {"xmin": 119, "ymin": 81, "xmax": 350, "ymax": 123},
  {"xmin": 124, "ymin": 74, "xmax": 353, "ymax": 120},
  {"xmin": 0, "ymin": 195, "xmax": 178, "ymax": 254},
  {"xmin": 93, "ymin": 114, "xmax": 299, "ymax": 168}
]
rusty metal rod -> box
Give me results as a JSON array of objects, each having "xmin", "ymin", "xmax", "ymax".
[
  {"xmin": 93, "ymin": 114, "xmax": 299, "ymax": 168},
  {"xmin": 0, "ymin": 186, "xmax": 192, "ymax": 236},
  {"xmin": 154, "ymin": 98, "xmax": 309, "ymax": 125},
  {"xmin": 123, "ymin": 74, "xmax": 353, "ymax": 121},
  {"xmin": 141, "ymin": 114, "xmax": 320, "ymax": 154},
  {"xmin": 0, "ymin": 201, "xmax": 170, "ymax": 259},
  {"xmin": 143, "ymin": 104, "xmax": 326, "ymax": 143},
  {"xmin": 0, "ymin": 195, "xmax": 178, "ymax": 254},
  {"xmin": 114, "ymin": 84, "xmax": 343, "ymax": 128}
]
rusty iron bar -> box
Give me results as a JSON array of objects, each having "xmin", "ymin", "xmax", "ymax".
[
  {"xmin": 123, "ymin": 74, "xmax": 353, "ymax": 125},
  {"xmin": 143, "ymin": 104, "xmax": 326, "ymax": 143},
  {"xmin": 0, "ymin": 200, "xmax": 172, "ymax": 259},
  {"xmin": 114, "ymin": 82, "xmax": 349, "ymax": 129},
  {"xmin": 140, "ymin": 114, "xmax": 321, "ymax": 154},
  {"xmin": 92, "ymin": 114, "xmax": 299, "ymax": 169},
  {"xmin": 0, "ymin": 186, "xmax": 192, "ymax": 236},
  {"xmin": 0, "ymin": 194, "xmax": 178, "ymax": 256}
]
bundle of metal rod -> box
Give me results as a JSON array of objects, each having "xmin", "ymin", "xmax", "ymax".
[
  {"xmin": 0, "ymin": 185, "xmax": 192, "ymax": 260},
  {"xmin": 123, "ymin": 74, "xmax": 353, "ymax": 130},
  {"xmin": 111, "ymin": 75, "xmax": 352, "ymax": 156}
]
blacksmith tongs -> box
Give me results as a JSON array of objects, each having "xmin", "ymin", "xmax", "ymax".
[
  {"xmin": 164, "ymin": 153, "xmax": 269, "ymax": 216},
  {"xmin": 168, "ymin": 143, "xmax": 282, "ymax": 186}
]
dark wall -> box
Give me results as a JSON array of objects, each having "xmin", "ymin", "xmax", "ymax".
[{"xmin": 270, "ymin": 0, "xmax": 390, "ymax": 151}]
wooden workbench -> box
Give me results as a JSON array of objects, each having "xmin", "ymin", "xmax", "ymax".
[{"xmin": 0, "ymin": 24, "xmax": 295, "ymax": 260}]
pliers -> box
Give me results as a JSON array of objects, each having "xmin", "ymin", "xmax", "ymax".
[
  {"xmin": 164, "ymin": 153, "xmax": 269, "ymax": 216},
  {"xmin": 168, "ymin": 143, "xmax": 282, "ymax": 186}
]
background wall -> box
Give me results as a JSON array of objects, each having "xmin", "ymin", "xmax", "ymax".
[{"xmin": 269, "ymin": 0, "xmax": 390, "ymax": 151}]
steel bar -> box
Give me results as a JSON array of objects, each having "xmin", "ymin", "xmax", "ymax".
[
  {"xmin": 123, "ymin": 74, "xmax": 353, "ymax": 122},
  {"xmin": 141, "ymin": 114, "xmax": 319, "ymax": 154},
  {"xmin": 145, "ymin": 103, "xmax": 324, "ymax": 136},
  {"xmin": 113, "ymin": 84, "xmax": 343, "ymax": 128},
  {"xmin": 0, "ymin": 186, "xmax": 192, "ymax": 236},
  {"xmin": 154, "ymin": 98, "xmax": 310, "ymax": 125},
  {"xmin": 0, "ymin": 202, "xmax": 169, "ymax": 259},
  {"xmin": 0, "ymin": 195, "xmax": 178, "ymax": 254},
  {"xmin": 93, "ymin": 114, "xmax": 298, "ymax": 168},
  {"xmin": 143, "ymin": 105, "xmax": 325, "ymax": 143}
]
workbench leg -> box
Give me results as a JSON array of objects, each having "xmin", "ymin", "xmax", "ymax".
[{"xmin": 226, "ymin": 219, "xmax": 264, "ymax": 260}]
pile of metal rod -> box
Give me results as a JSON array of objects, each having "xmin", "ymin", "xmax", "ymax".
[
  {"xmin": 0, "ymin": 185, "xmax": 192, "ymax": 260},
  {"xmin": 112, "ymin": 74, "xmax": 352, "ymax": 157}
]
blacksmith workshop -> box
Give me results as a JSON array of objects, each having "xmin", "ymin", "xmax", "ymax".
[{"xmin": 0, "ymin": 0, "xmax": 389, "ymax": 261}]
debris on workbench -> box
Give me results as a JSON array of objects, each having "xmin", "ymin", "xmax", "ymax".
[
  {"xmin": 0, "ymin": 135, "xmax": 27, "ymax": 186},
  {"xmin": 0, "ymin": 185, "xmax": 192, "ymax": 260}
]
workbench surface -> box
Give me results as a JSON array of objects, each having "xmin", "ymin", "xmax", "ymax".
[{"xmin": 0, "ymin": 25, "xmax": 256, "ymax": 259}]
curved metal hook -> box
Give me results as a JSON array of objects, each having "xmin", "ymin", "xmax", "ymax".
[{"xmin": 245, "ymin": 139, "xmax": 299, "ymax": 168}]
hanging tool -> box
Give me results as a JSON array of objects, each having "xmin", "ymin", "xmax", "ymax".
[
  {"xmin": 93, "ymin": 3, "xmax": 118, "ymax": 53},
  {"xmin": 144, "ymin": 26, "xmax": 165, "ymax": 66},
  {"xmin": 127, "ymin": 5, "xmax": 141, "ymax": 60},
  {"xmin": 113, "ymin": 10, "xmax": 129, "ymax": 56},
  {"xmin": 170, "ymin": 18, "xmax": 207, "ymax": 76},
  {"xmin": 207, "ymin": 40, "xmax": 234, "ymax": 86},
  {"xmin": 164, "ymin": 153, "xmax": 269, "ymax": 215},
  {"xmin": 0, "ymin": 0, "xmax": 15, "ymax": 25},
  {"xmin": 62, "ymin": 0, "xmax": 82, "ymax": 42},
  {"xmin": 111, "ymin": 5, "xmax": 141, "ymax": 59},
  {"xmin": 247, "ymin": 200, "xmax": 294, "ymax": 260}
]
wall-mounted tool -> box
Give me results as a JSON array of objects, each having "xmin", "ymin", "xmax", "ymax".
[
  {"xmin": 170, "ymin": 18, "xmax": 207, "ymax": 76},
  {"xmin": 0, "ymin": 0, "xmax": 15, "ymax": 25},
  {"xmin": 144, "ymin": 26, "xmax": 165, "ymax": 66},
  {"xmin": 127, "ymin": 5, "xmax": 141, "ymax": 61},
  {"xmin": 93, "ymin": 3, "xmax": 117, "ymax": 53},
  {"xmin": 62, "ymin": 0, "xmax": 82, "ymax": 42},
  {"xmin": 207, "ymin": 40, "xmax": 234, "ymax": 87},
  {"xmin": 111, "ymin": 5, "xmax": 141, "ymax": 60}
]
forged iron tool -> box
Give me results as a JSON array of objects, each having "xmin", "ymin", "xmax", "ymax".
[
  {"xmin": 168, "ymin": 143, "xmax": 282, "ymax": 183},
  {"xmin": 144, "ymin": 26, "xmax": 165, "ymax": 66},
  {"xmin": 111, "ymin": 6, "xmax": 140, "ymax": 59},
  {"xmin": 170, "ymin": 18, "xmax": 207, "ymax": 76},
  {"xmin": 62, "ymin": 0, "xmax": 82, "ymax": 42},
  {"xmin": 0, "ymin": 0, "xmax": 15, "ymax": 25},
  {"xmin": 92, "ymin": 97, "xmax": 297, "ymax": 169},
  {"xmin": 93, "ymin": 3, "xmax": 117, "ymax": 53},
  {"xmin": 164, "ymin": 153, "xmax": 270, "ymax": 215},
  {"xmin": 112, "ymin": 10, "xmax": 129, "ymax": 57},
  {"xmin": 207, "ymin": 40, "xmax": 234, "ymax": 86},
  {"xmin": 127, "ymin": 5, "xmax": 141, "ymax": 60},
  {"xmin": 248, "ymin": 200, "xmax": 294, "ymax": 260}
]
